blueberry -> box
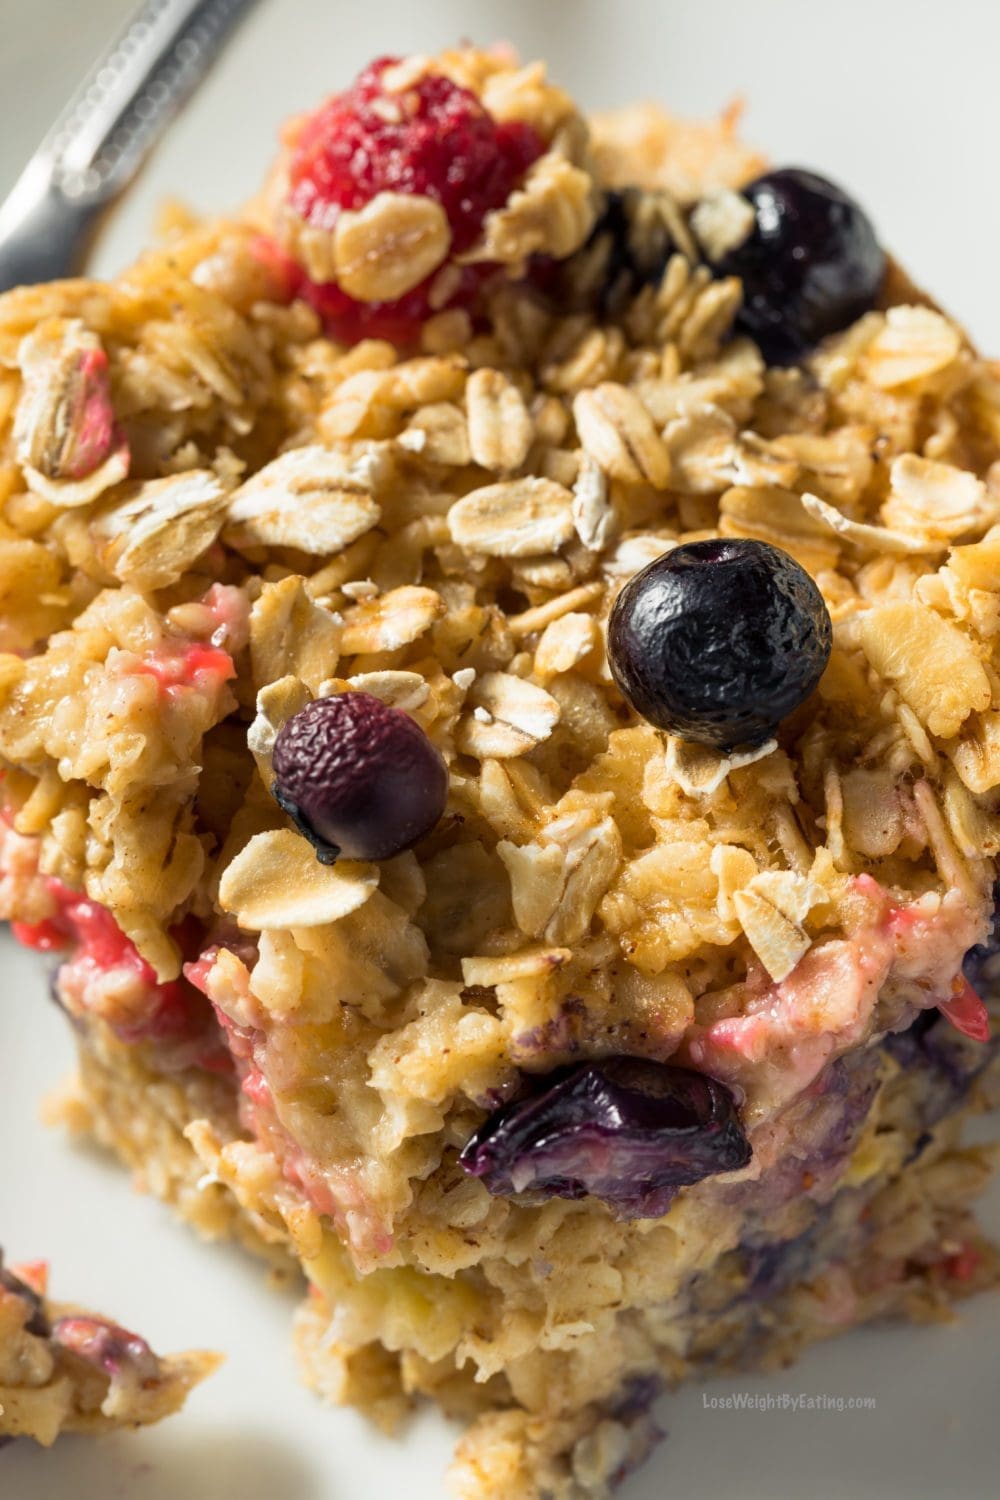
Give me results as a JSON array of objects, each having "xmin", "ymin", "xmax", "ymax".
[
  {"xmin": 607, "ymin": 538, "xmax": 832, "ymax": 750},
  {"xmin": 712, "ymin": 168, "xmax": 885, "ymax": 365},
  {"xmin": 458, "ymin": 1056, "xmax": 751, "ymax": 1219},
  {"xmin": 272, "ymin": 692, "xmax": 448, "ymax": 863}
]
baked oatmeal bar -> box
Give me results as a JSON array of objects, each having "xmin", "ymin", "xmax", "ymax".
[
  {"xmin": 0, "ymin": 1252, "xmax": 218, "ymax": 1444},
  {"xmin": 1, "ymin": 45, "xmax": 998, "ymax": 1496}
]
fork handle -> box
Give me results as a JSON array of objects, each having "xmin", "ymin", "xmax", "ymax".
[{"xmin": 0, "ymin": 0, "xmax": 257, "ymax": 292}]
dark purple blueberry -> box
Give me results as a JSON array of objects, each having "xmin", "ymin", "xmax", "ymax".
[
  {"xmin": 51, "ymin": 1317, "xmax": 159, "ymax": 1381},
  {"xmin": 458, "ymin": 1056, "xmax": 751, "ymax": 1218},
  {"xmin": 271, "ymin": 692, "xmax": 448, "ymax": 863},
  {"xmin": 607, "ymin": 538, "xmax": 832, "ymax": 750},
  {"xmin": 0, "ymin": 1257, "xmax": 49, "ymax": 1338},
  {"xmin": 711, "ymin": 168, "xmax": 885, "ymax": 365}
]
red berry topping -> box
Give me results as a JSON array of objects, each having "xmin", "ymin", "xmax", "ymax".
[
  {"xmin": 289, "ymin": 57, "xmax": 542, "ymax": 250},
  {"xmin": 132, "ymin": 641, "xmax": 236, "ymax": 697},
  {"xmin": 284, "ymin": 56, "xmax": 544, "ymax": 343},
  {"xmin": 12, "ymin": 879, "xmax": 228, "ymax": 1069},
  {"xmin": 295, "ymin": 266, "xmax": 486, "ymax": 348}
]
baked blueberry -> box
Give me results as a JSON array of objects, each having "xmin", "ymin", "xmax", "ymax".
[
  {"xmin": 607, "ymin": 538, "xmax": 832, "ymax": 750},
  {"xmin": 711, "ymin": 167, "xmax": 885, "ymax": 364},
  {"xmin": 271, "ymin": 692, "xmax": 448, "ymax": 862},
  {"xmin": 458, "ymin": 1057, "xmax": 751, "ymax": 1218}
]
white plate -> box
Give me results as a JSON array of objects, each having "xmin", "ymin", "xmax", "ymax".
[{"xmin": 1, "ymin": 3, "xmax": 999, "ymax": 1496}]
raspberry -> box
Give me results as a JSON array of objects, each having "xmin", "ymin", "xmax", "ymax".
[
  {"xmin": 289, "ymin": 57, "xmax": 542, "ymax": 249},
  {"xmin": 134, "ymin": 641, "xmax": 236, "ymax": 695},
  {"xmin": 295, "ymin": 266, "xmax": 486, "ymax": 347},
  {"xmin": 13, "ymin": 880, "xmax": 228, "ymax": 1069},
  {"xmin": 285, "ymin": 57, "xmax": 544, "ymax": 343}
]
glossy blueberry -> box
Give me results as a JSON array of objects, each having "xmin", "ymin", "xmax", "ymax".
[
  {"xmin": 272, "ymin": 692, "xmax": 448, "ymax": 863},
  {"xmin": 458, "ymin": 1056, "xmax": 751, "ymax": 1219},
  {"xmin": 607, "ymin": 538, "xmax": 832, "ymax": 750},
  {"xmin": 713, "ymin": 167, "xmax": 885, "ymax": 365}
]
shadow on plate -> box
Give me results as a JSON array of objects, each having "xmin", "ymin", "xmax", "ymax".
[{"xmin": 0, "ymin": 1425, "xmax": 327, "ymax": 1500}]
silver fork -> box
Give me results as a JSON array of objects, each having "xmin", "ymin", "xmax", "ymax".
[{"xmin": 0, "ymin": 0, "xmax": 259, "ymax": 293}]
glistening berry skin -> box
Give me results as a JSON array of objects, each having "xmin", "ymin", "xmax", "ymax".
[
  {"xmin": 271, "ymin": 692, "xmax": 448, "ymax": 863},
  {"xmin": 715, "ymin": 168, "xmax": 885, "ymax": 365},
  {"xmin": 288, "ymin": 57, "xmax": 543, "ymax": 251},
  {"xmin": 607, "ymin": 538, "xmax": 833, "ymax": 751},
  {"xmin": 458, "ymin": 1057, "xmax": 751, "ymax": 1219}
]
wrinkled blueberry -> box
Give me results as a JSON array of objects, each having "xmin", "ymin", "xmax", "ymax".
[
  {"xmin": 458, "ymin": 1056, "xmax": 751, "ymax": 1218},
  {"xmin": 569, "ymin": 187, "xmax": 679, "ymax": 316},
  {"xmin": 712, "ymin": 167, "xmax": 885, "ymax": 365},
  {"xmin": 272, "ymin": 692, "xmax": 448, "ymax": 863},
  {"xmin": 607, "ymin": 538, "xmax": 832, "ymax": 750},
  {"xmin": 0, "ymin": 1258, "xmax": 49, "ymax": 1339}
]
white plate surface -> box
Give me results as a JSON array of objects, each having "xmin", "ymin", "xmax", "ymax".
[{"xmin": 1, "ymin": 3, "xmax": 999, "ymax": 1496}]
